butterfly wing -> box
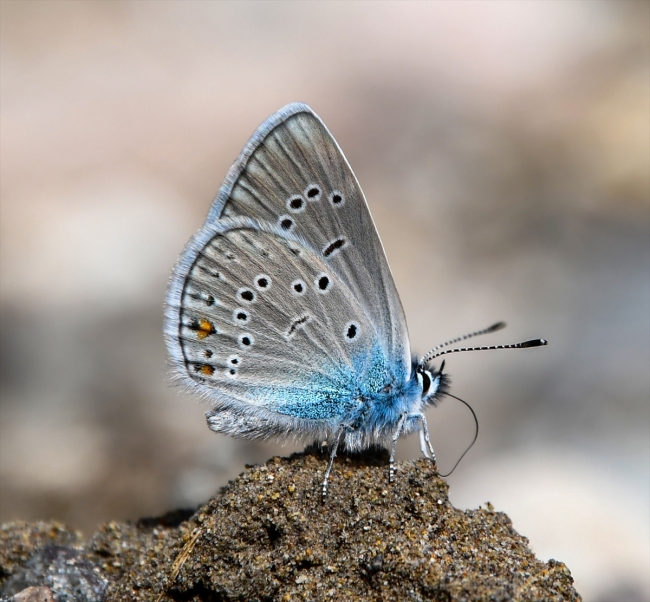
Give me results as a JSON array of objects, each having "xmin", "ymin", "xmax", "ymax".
[
  {"xmin": 167, "ymin": 221, "xmax": 398, "ymax": 437},
  {"xmin": 211, "ymin": 104, "xmax": 411, "ymax": 374},
  {"xmin": 165, "ymin": 104, "xmax": 411, "ymax": 440}
]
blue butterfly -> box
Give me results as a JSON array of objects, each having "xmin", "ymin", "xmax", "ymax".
[{"xmin": 164, "ymin": 103, "xmax": 546, "ymax": 498}]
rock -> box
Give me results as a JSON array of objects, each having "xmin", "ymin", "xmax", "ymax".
[
  {"xmin": 0, "ymin": 526, "xmax": 107, "ymax": 602},
  {"xmin": 12, "ymin": 587, "xmax": 55, "ymax": 602},
  {"xmin": 0, "ymin": 448, "xmax": 582, "ymax": 601}
]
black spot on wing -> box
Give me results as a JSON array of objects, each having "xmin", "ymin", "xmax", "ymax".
[
  {"xmin": 291, "ymin": 279, "xmax": 306, "ymax": 296},
  {"xmin": 315, "ymin": 273, "xmax": 331, "ymax": 293},
  {"xmin": 238, "ymin": 288, "xmax": 255, "ymax": 303},
  {"xmin": 305, "ymin": 185, "xmax": 321, "ymax": 201},
  {"xmin": 344, "ymin": 321, "xmax": 360, "ymax": 342},
  {"xmin": 255, "ymin": 275, "xmax": 271, "ymax": 290},
  {"xmin": 278, "ymin": 215, "xmax": 294, "ymax": 231},
  {"xmin": 287, "ymin": 195, "xmax": 305, "ymax": 213},
  {"xmin": 329, "ymin": 191, "xmax": 345, "ymax": 207},
  {"xmin": 238, "ymin": 333, "xmax": 254, "ymax": 348}
]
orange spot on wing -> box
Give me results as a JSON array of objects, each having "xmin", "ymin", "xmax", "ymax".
[
  {"xmin": 196, "ymin": 319, "xmax": 215, "ymax": 339},
  {"xmin": 200, "ymin": 364, "xmax": 215, "ymax": 376}
]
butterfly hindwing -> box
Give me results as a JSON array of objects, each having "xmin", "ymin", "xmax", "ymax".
[{"xmin": 172, "ymin": 222, "xmax": 399, "ymax": 426}]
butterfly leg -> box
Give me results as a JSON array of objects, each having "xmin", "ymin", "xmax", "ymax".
[
  {"xmin": 389, "ymin": 413, "xmax": 408, "ymax": 483},
  {"xmin": 321, "ymin": 426, "xmax": 345, "ymax": 503},
  {"xmin": 414, "ymin": 412, "xmax": 437, "ymax": 465},
  {"xmin": 419, "ymin": 428, "xmax": 431, "ymax": 459}
]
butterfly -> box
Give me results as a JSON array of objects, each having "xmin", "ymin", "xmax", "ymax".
[{"xmin": 164, "ymin": 103, "xmax": 547, "ymax": 499}]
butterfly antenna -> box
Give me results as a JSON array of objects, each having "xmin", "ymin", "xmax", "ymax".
[
  {"xmin": 438, "ymin": 393, "xmax": 478, "ymax": 478},
  {"xmin": 419, "ymin": 322, "xmax": 507, "ymax": 367},
  {"xmin": 424, "ymin": 338, "xmax": 547, "ymax": 363}
]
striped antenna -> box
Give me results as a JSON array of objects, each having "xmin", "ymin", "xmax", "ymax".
[
  {"xmin": 419, "ymin": 321, "xmax": 507, "ymax": 367},
  {"xmin": 423, "ymin": 338, "xmax": 548, "ymax": 364}
]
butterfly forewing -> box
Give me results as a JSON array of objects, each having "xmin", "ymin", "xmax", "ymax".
[{"xmin": 214, "ymin": 105, "xmax": 410, "ymax": 375}]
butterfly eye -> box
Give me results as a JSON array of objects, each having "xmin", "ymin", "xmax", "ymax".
[
  {"xmin": 233, "ymin": 309, "xmax": 250, "ymax": 325},
  {"xmin": 329, "ymin": 190, "xmax": 345, "ymax": 207},
  {"xmin": 291, "ymin": 279, "xmax": 306, "ymax": 296},
  {"xmin": 304, "ymin": 185, "xmax": 322, "ymax": 201},
  {"xmin": 315, "ymin": 273, "xmax": 332, "ymax": 293},
  {"xmin": 418, "ymin": 369, "xmax": 437, "ymax": 400},
  {"xmin": 287, "ymin": 195, "xmax": 306, "ymax": 213},
  {"xmin": 237, "ymin": 288, "xmax": 256, "ymax": 303},
  {"xmin": 254, "ymin": 275, "xmax": 272, "ymax": 290},
  {"xmin": 278, "ymin": 215, "xmax": 295, "ymax": 231},
  {"xmin": 344, "ymin": 322, "xmax": 360, "ymax": 342},
  {"xmin": 421, "ymin": 370, "xmax": 432, "ymax": 395},
  {"xmin": 238, "ymin": 333, "xmax": 254, "ymax": 348}
]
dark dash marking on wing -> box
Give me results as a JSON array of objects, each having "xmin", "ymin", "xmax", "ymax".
[
  {"xmin": 286, "ymin": 314, "xmax": 311, "ymax": 338},
  {"xmin": 323, "ymin": 238, "xmax": 346, "ymax": 257}
]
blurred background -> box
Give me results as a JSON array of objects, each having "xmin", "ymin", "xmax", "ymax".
[{"xmin": 1, "ymin": 2, "xmax": 648, "ymax": 600}]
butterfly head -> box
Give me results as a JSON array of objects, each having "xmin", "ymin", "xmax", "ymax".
[{"xmin": 415, "ymin": 359, "xmax": 449, "ymax": 407}]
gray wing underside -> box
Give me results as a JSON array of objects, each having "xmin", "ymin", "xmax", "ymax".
[
  {"xmin": 165, "ymin": 104, "xmax": 411, "ymax": 439},
  {"xmin": 211, "ymin": 104, "xmax": 410, "ymax": 374}
]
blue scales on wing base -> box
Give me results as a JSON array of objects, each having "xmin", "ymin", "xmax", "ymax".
[{"xmin": 272, "ymin": 343, "xmax": 416, "ymax": 426}]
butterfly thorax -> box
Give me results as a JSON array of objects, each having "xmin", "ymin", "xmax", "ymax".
[{"xmin": 328, "ymin": 356, "xmax": 446, "ymax": 450}]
